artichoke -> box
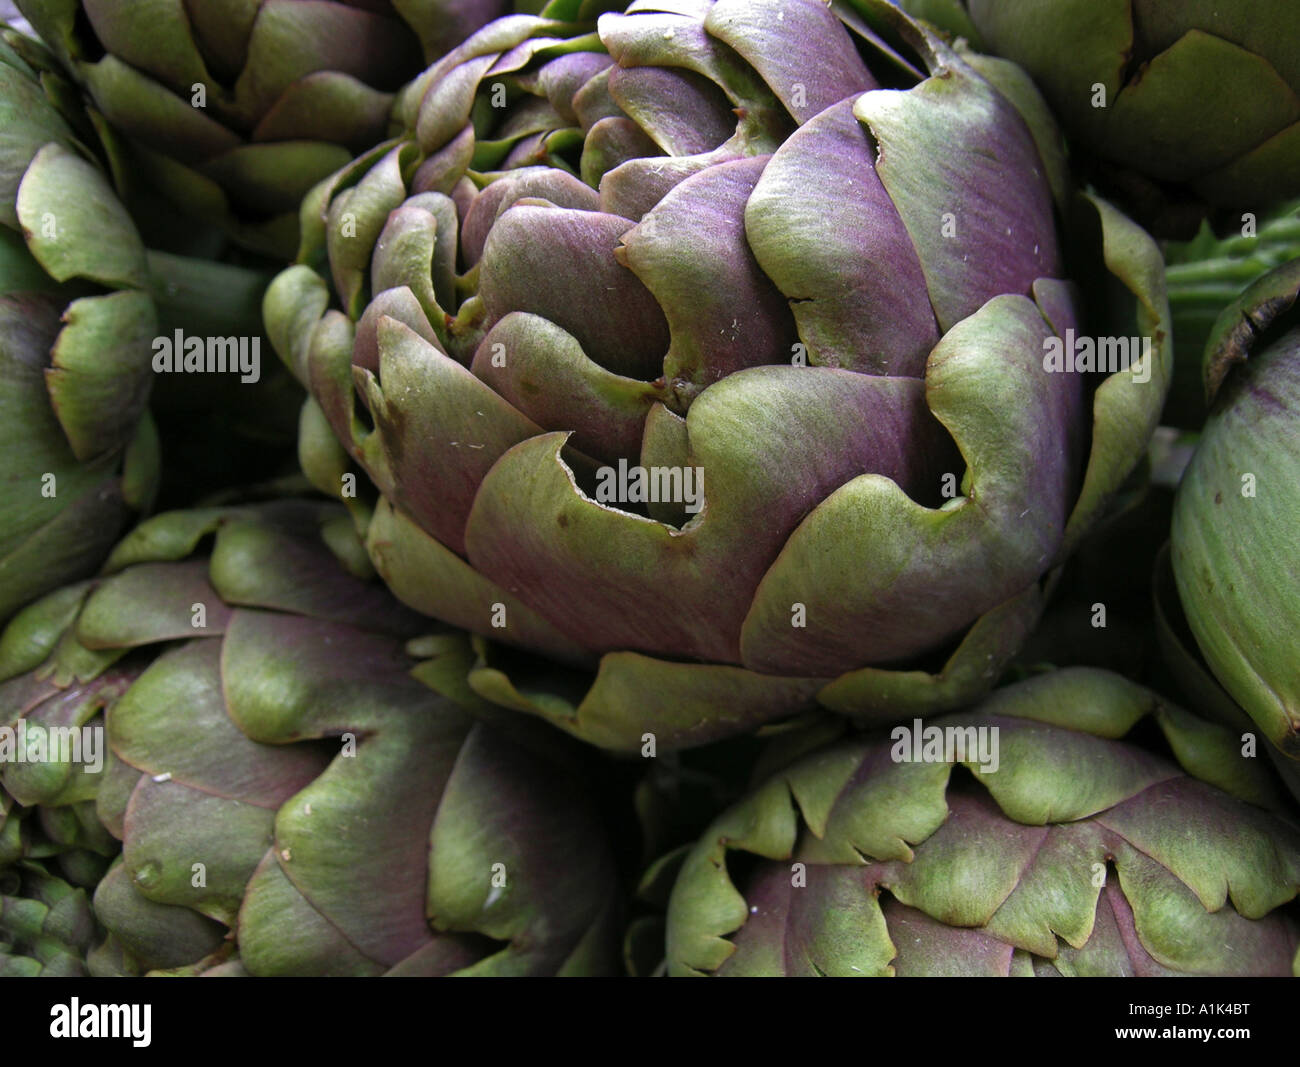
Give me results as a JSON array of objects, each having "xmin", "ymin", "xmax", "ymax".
[
  {"xmin": 16, "ymin": 0, "xmax": 622, "ymax": 256},
  {"xmin": 266, "ymin": 0, "xmax": 1170, "ymax": 752},
  {"xmin": 1171, "ymin": 258, "xmax": 1300, "ymax": 765},
  {"xmin": 0, "ymin": 23, "xmax": 294, "ymax": 621},
  {"xmin": 0, "ymin": 28, "xmax": 159, "ymax": 624},
  {"xmin": 0, "ymin": 501, "xmax": 621, "ymax": 976},
  {"xmin": 901, "ymin": 0, "xmax": 1300, "ymax": 235},
  {"xmin": 0, "ymin": 860, "xmax": 101, "ymax": 976},
  {"xmin": 664, "ymin": 668, "xmax": 1300, "ymax": 976}
]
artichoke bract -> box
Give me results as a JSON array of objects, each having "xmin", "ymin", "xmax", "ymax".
[
  {"xmin": 0, "ymin": 501, "xmax": 621, "ymax": 976},
  {"xmin": 901, "ymin": 0, "xmax": 1300, "ymax": 235},
  {"xmin": 664, "ymin": 668, "xmax": 1300, "ymax": 977},
  {"xmin": 1151, "ymin": 540, "xmax": 1300, "ymax": 806},
  {"xmin": 1171, "ymin": 259, "xmax": 1300, "ymax": 765},
  {"xmin": 266, "ymin": 0, "xmax": 1170, "ymax": 752},
  {"xmin": 15, "ymin": 0, "xmax": 621, "ymax": 256},
  {"xmin": 0, "ymin": 29, "xmax": 159, "ymax": 625}
]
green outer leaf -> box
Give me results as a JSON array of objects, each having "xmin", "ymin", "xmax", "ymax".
[
  {"xmin": 815, "ymin": 581, "xmax": 1045, "ymax": 719},
  {"xmin": 665, "ymin": 775, "xmax": 797, "ymax": 976},
  {"xmin": 46, "ymin": 289, "xmax": 155, "ymax": 461},
  {"xmin": 1059, "ymin": 194, "xmax": 1172, "ymax": 556},
  {"xmin": 16, "ymin": 142, "xmax": 148, "ymax": 290},
  {"xmin": 0, "ymin": 583, "xmax": 85, "ymax": 681},
  {"xmin": 0, "ymin": 51, "xmax": 78, "ymax": 231},
  {"xmin": 468, "ymin": 644, "xmax": 825, "ymax": 753}
]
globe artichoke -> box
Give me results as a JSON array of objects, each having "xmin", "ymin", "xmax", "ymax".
[
  {"xmin": 266, "ymin": 0, "xmax": 1171, "ymax": 753},
  {"xmin": 0, "ymin": 499, "xmax": 621, "ymax": 976},
  {"xmin": 1171, "ymin": 258, "xmax": 1300, "ymax": 766},
  {"xmin": 0, "ymin": 27, "xmax": 159, "ymax": 624},
  {"xmin": 900, "ymin": 0, "xmax": 1300, "ymax": 235},
  {"xmin": 664, "ymin": 667, "xmax": 1300, "ymax": 976},
  {"xmin": 16, "ymin": 0, "xmax": 623, "ymax": 256}
]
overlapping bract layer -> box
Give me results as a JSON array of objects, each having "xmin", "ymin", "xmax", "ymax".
[
  {"xmin": 15, "ymin": 0, "xmax": 615, "ymax": 254},
  {"xmin": 267, "ymin": 0, "xmax": 1171, "ymax": 750},
  {"xmin": 0, "ymin": 28, "xmax": 158, "ymax": 624},
  {"xmin": 903, "ymin": 0, "xmax": 1300, "ymax": 230},
  {"xmin": 0, "ymin": 860, "xmax": 100, "ymax": 976},
  {"xmin": 0, "ymin": 501, "xmax": 620, "ymax": 976},
  {"xmin": 664, "ymin": 668, "xmax": 1300, "ymax": 976}
]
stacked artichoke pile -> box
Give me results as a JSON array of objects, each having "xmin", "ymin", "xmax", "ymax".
[{"xmin": 2, "ymin": 0, "xmax": 1299, "ymax": 979}]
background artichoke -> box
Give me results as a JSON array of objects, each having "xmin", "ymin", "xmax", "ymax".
[
  {"xmin": 900, "ymin": 0, "xmax": 1300, "ymax": 236},
  {"xmin": 0, "ymin": 27, "xmax": 159, "ymax": 624},
  {"xmin": 664, "ymin": 668, "xmax": 1300, "ymax": 976},
  {"xmin": 267, "ymin": 0, "xmax": 1171, "ymax": 752},
  {"xmin": 1171, "ymin": 259, "xmax": 1300, "ymax": 768},
  {"xmin": 0, "ymin": 859, "xmax": 101, "ymax": 976},
  {"xmin": 0, "ymin": 501, "xmax": 621, "ymax": 975},
  {"xmin": 16, "ymin": 0, "xmax": 623, "ymax": 256},
  {"xmin": 0, "ymin": 22, "xmax": 309, "ymax": 625}
]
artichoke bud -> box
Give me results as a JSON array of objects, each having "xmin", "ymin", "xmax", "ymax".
[
  {"xmin": 262, "ymin": 0, "xmax": 1172, "ymax": 750},
  {"xmin": 1172, "ymin": 258, "xmax": 1300, "ymax": 762}
]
